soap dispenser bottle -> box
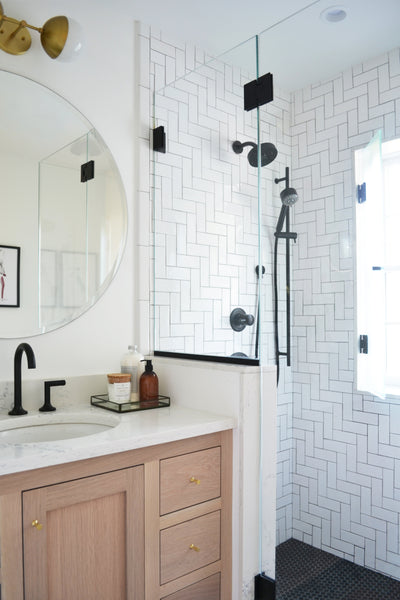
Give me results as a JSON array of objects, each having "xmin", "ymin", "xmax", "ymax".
[
  {"xmin": 139, "ymin": 359, "xmax": 159, "ymax": 404},
  {"xmin": 121, "ymin": 345, "xmax": 144, "ymax": 401}
]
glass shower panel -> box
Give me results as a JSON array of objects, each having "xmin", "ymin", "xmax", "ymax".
[
  {"xmin": 39, "ymin": 139, "xmax": 87, "ymax": 330},
  {"xmin": 153, "ymin": 36, "xmax": 265, "ymax": 361}
]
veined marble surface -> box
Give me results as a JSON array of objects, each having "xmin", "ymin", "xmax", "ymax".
[{"xmin": 0, "ymin": 404, "xmax": 235, "ymax": 477}]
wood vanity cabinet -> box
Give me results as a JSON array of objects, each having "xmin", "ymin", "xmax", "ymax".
[{"xmin": 0, "ymin": 429, "xmax": 232, "ymax": 600}]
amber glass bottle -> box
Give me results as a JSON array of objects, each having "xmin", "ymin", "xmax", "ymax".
[{"xmin": 139, "ymin": 359, "xmax": 159, "ymax": 404}]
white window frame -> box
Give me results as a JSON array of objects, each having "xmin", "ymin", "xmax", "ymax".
[{"xmin": 355, "ymin": 134, "xmax": 400, "ymax": 399}]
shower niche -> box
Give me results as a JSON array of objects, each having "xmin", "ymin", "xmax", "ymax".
[{"xmin": 152, "ymin": 36, "xmax": 292, "ymax": 364}]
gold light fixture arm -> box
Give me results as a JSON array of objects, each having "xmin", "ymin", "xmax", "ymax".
[
  {"xmin": 0, "ymin": 3, "xmax": 69, "ymax": 58},
  {"xmin": 1, "ymin": 14, "xmax": 42, "ymax": 33}
]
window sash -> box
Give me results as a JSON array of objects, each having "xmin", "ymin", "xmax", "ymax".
[{"xmin": 355, "ymin": 131, "xmax": 386, "ymax": 399}]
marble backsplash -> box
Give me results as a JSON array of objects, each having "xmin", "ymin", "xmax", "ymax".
[{"xmin": 0, "ymin": 374, "xmax": 108, "ymax": 413}]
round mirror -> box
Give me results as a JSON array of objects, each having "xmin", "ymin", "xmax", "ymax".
[{"xmin": 0, "ymin": 70, "xmax": 127, "ymax": 338}]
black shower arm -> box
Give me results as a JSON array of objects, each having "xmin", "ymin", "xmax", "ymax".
[
  {"xmin": 240, "ymin": 141, "xmax": 257, "ymax": 150},
  {"xmin": 275, "ymin": 166, "xmax": 290, "ymax": 188}
]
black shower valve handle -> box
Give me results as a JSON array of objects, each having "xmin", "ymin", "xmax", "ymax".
[
  {"xmin": 230, "ymin": 308, "xmax": 255, "ymax": 332},
  {"xmin": 39, "ymin": 379, "xmax": 66, "ymax": 412},
  {"xmin": 243, "ymin": 313, "xmax": 255, "ymax": 326}
]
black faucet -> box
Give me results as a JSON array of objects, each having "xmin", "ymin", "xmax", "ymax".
[{"xmin": 9, "ymin": 343, "xmax": 36, "ymax": 416}]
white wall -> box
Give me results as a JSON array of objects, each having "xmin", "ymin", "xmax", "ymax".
[{"xmin": 0, "ymin": 1, "xmax": 136, "ymax": 381}]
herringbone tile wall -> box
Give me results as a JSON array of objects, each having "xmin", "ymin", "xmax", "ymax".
[
  {"xmin": 150, "ymin": 28, "xmax": 292, "ymax": 360},
  {"xmin": 290, "ymin": 48, "xmax": 400, "ymax": 580}
]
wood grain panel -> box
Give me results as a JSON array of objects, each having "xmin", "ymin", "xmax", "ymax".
[
  {"xmin": 160, "ymin": 447, "xmax": 220, "ymax": 515},
  {"xmin": 145, "ymin": 460, "xmax": 160, "ymax": 599},
  {"xmin": 0, "ymin": 493, "xmax": 24, "ymax": 599},
  {"xmin": 160, "ymin": 511, "xmax": 220, "ymax": 584},
  {"xmin": 219, "ymin": 429, "xmax": 232, "ymax": 600},
  {"xmin": 161, "ymin": 572, "xmax": 220, "ymax": 600},
  {"xmin": 160, "ymin": 498, "xmax": 221, "ymax": 530},
  {"xmin": 23, "ymin": 466, "xmax": 144, "ymax": 600},
  {"xmin": 159, "ymin": 562, "xmax": 221, "ymax": 599},
  {"xmin": 47, "ymin": 492, "xmax": 127, "ymax": 600}
]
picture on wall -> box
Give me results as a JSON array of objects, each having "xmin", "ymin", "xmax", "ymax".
[{"xmin": 0, "ymin": 244, "xmax": 20, "ymax": 307}]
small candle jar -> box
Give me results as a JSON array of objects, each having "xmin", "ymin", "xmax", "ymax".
[{"xmin": 107, "ymin": 373, "xmax": 131, "ymax": 404}]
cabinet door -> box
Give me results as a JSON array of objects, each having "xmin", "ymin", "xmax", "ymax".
[{"xmin": 23, "ymin": 466, "xmax": 144, "ymax": 600}]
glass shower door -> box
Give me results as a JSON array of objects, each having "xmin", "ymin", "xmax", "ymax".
[{"xmin": 153, "ymin": 36, "xmax": 269, "ymax": 362}]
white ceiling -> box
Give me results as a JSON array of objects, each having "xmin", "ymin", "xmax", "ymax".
[
  {"xmin": 4, "ymin": 0, "xmax": 400, "ymax": 91},
  {"xmin": 129, "ymin": 0, "xmax": 400, "ymax": 90}
]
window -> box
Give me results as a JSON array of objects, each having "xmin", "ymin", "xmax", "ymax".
[{"xmin": 355, "ymin": 133, "xmax": 400, "ymax": 398}]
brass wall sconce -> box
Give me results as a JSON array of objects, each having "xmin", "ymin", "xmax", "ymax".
[{"xmin": 0, "ymin": 2, "xmax": 70, "ymax": 59}]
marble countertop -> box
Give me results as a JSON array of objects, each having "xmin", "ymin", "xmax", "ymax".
[{"xmin": 0, "ymin": 404, "xmax": 235, "ymax": 477}]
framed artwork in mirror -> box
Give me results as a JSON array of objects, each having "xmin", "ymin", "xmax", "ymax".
[{"xmin": 0, "ymin": 244, "xmax": 20, "ymax": 307}]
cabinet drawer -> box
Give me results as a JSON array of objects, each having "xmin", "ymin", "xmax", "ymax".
[
  {"xmin": 161, "ymin": 573, "xmax": 220, "ymax": 600},
  {"xmin": 160, "ymin": 511, "xmax": 220, "ymax": 584},
  {"xmin": 160, "ymin": 447, "xmax": 221, "ymax": 515}
]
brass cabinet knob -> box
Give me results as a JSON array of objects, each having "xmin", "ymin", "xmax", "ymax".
[
  {"xmin": 189, "ymin": 476, "xmax": 200, "ymax": 485},
  {"xmin": 189, "ymin": 543, "xmax": 200, "ymax": 552},
  {"xmin": 31, "ymin": 519, "xmax": 43, "ymax": 530}
]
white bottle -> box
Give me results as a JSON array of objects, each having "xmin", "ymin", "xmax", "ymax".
[{"xmin": 121, "ymin": 345, "xmax": 144, "ymax": 402}]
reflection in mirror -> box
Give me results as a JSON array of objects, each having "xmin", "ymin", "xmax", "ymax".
[
  {"xmin": 39, "ymin": 129, "xmax": 126, "ymax": 331},
  {"xmin": 0, "ymin": 70, "xmax": 127, "ymax": 338}
]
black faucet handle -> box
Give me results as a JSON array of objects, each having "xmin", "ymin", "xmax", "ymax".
[{"xmin": 39, "ymin": 380, "xmax": 66, "ymax": 412}]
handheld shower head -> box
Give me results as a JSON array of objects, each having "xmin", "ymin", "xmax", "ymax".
[
  {"xmin": 274, "ymin": 168, "xmax": 299, "ymax": 234},
  {"xmin": 280, "ymin": 187, "xmax": 298, "ymax": 207},
  {"xmin": 232, "ymin": 139, "xmax": 278, "ymax": 168}
]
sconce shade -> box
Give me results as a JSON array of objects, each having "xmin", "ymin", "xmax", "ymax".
[
  {"xmin": 56, "ymin": 18, "xmax": 84, "ymax": 62},
  {"xmin": 40, "ymin": 16, "xmax": 68, "ymax": 59}
]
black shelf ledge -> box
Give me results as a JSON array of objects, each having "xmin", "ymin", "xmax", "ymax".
[{"xmin": 154, "ymin": 350, "xmax": 260, "ymax": 367}]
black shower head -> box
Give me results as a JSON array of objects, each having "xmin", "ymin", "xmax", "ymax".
[{"xmin": 232, "ymin": 140, "xmax": 278, "ymax": 167}]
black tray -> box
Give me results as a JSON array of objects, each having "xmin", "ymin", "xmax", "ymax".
[{"xmin": 90, "ymin": 394, "xmax": 170, "ymax": 413}]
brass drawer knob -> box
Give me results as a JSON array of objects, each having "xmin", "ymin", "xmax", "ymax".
[
  {"xmin": 189, "ymin": 543, "xmax": 200, "ymax": 552},
  {"xmin": 31, "ymin": 519, "xmax": 43, "ymax": 531},
  {"xmin": 189, "ymin": 476, "xmax": 200, "ymax": 485}
]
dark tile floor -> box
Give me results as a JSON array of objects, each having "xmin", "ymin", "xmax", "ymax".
[{"xmin": 276, "ymin": 539, "xmax": 400, "ymax": 600}]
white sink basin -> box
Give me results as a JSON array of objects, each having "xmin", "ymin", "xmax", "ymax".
[{"xmin": 0, "ymin": 413, "xmax": 119, "ymax": 444}]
